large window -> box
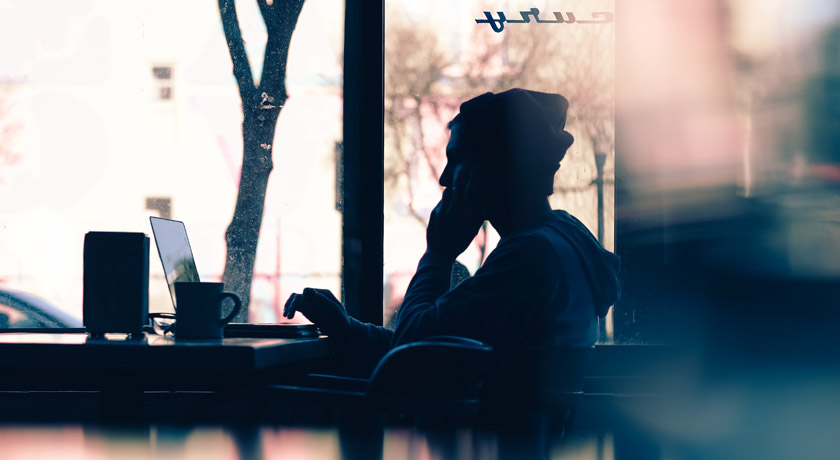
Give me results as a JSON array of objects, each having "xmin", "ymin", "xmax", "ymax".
[
  {"xmin": 382, "ymin": 0, "xmax": 616, "ymax": 337},
  {"xmin": 3, "ymin": 0, "xmax": 839, "ymax": 348},
  {"xmin": 0, "ymin": 0, "xmax": 344, "ymax": 326}
]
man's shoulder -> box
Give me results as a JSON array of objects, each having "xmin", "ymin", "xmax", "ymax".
[
  {"xmin": 502, "ymin": 213, "xmax": 577, "ymax": 250},
  {"xmin": 491, "ymin": 229, "xmax": 562, "ymax": 268},
  {"xmin": 495, "ymin": 214, "xmax": 590, "ymax": 269}
]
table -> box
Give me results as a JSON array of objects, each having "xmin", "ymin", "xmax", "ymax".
[
  {"xmin": 0, "ymin": 332, "xmax": 331, "ymax": 422},
  {"xmin": 1, "ymin": 333, "xmax": 329, "ymax": 375}
]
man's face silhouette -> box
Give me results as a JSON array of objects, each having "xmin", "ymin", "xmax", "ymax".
[
  {"xmin": 439, "ymin": 121, "xmax": 469, "ymax": 189},
  {"xmin": 439, "ymin": 121, "xmax": 489, "ymax": 215},
  {"xmin": 440, "ymin": 120, "xmax": 508, "ymax": 221}
]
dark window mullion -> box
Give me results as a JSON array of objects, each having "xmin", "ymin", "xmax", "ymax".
[{"xmin": 342, "ymin": 0, "xmax": 384, "ymax": 325}]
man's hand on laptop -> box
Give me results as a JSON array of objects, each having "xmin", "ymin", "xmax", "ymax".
[{"xmin": 284, "ymin": 288, "xmax": 350, "ymax": 339}]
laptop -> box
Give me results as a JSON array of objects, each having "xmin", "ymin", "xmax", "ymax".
[{"xmin": 149, "ymin": 216, "xmax": 319, "ymax": 338}]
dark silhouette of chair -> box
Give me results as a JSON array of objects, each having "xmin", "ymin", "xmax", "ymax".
[
  {"xmin": 245, "ymin": 341, "xmax": 593, "ymax": 460},
  {"xmin": 251, "ymin": 336, "xmax": 493, "ymax": 460},
  {"xmin": 259, "ymin": 335, "xmax": 494, "ymax": 424},
  {"xmin": 365, "ymin": 335, "xmax": 495, "ymax": 418}
]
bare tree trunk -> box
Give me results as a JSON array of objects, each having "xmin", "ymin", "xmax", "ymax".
[
  {"xmin": 218, "ymin": 0, "xmax": 305, "ymax": 321},
  {"xmin": 222, "ymin": 110, "xmax": 278, "ymax": 320}
]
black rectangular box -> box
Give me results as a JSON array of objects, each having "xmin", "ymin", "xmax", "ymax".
[{"xmin": 83, "ymin": 232, "xmax": 149, "ymax": 335}]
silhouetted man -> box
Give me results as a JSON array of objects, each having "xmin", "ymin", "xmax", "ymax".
[{"xmin": 285, "ymin": 89, "xmax": 620, "ymax": 372}]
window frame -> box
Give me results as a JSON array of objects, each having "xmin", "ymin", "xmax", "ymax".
[{"xmin": 342, "ymin": 0, "xmax": 385, "ymax": 326}]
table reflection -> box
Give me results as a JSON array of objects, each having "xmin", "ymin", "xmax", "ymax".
[{"xmin": 0, "ymin": 425, "xmax": 610, "ymax": 460}]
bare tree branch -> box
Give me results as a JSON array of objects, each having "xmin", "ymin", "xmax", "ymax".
[
  {"xmin": 260, "ymin": 0, "xmax": 305, "ymax": 100},
  {"xmin": 218, "ymin": 0, "xmax": 256, "ymax": 101},
  {"xmin": 256, "ymin": 0, "xmax": 278, "ymax": 34}
]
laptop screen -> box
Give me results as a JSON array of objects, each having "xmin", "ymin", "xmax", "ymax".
[{"xmin": 149, "ymin": 217, "xmax": 200, "ymax": 309}]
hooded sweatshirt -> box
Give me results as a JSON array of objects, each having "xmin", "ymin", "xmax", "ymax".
[{"xmin": 341, "ymin": 210, "xmax": 621, "ymax": 370}]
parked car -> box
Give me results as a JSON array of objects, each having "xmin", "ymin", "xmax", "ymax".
[{"xmin": 0, "ymin": 288, "xmax": 83, "ymax": 329}]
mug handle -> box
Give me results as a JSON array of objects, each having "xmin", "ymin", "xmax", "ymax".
[{"xmin": 218, "ymin": 292, "xmax": 242, "ymax": 326}]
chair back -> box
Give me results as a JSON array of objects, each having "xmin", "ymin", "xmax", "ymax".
[{"xmin": 366, "ymin": 336, "xmax": 494, "ymax": 402}]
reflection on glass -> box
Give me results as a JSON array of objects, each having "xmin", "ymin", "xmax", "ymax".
[
  {"xmin": 0, "ymin": 425, "xmax": 612, "ymax": 460},
  {"xmin": 613, "ymin": 0, "xmax": 840, "ymax": 344}
]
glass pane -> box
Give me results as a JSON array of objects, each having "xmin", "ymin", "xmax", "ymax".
[
  {"xmin": 613, "ymin": 0, "xmax": 840, "ymax": 344},
  {"xmin": 0, "ymin": 0, "xmax": 344, "ymax": 326},
  {"xmin": 383, "ymin": 0, "xmax": 616, "ymax": 334}
]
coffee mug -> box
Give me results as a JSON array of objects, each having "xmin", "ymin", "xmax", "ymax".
[{"xmin": 174, "ymin": 282, "xmax": 241, "ymax": 339}]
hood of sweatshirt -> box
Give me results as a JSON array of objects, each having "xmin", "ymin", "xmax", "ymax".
[{"xmin": 548, "ymin": 210, "xmax": 621, "ymax": 318}]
